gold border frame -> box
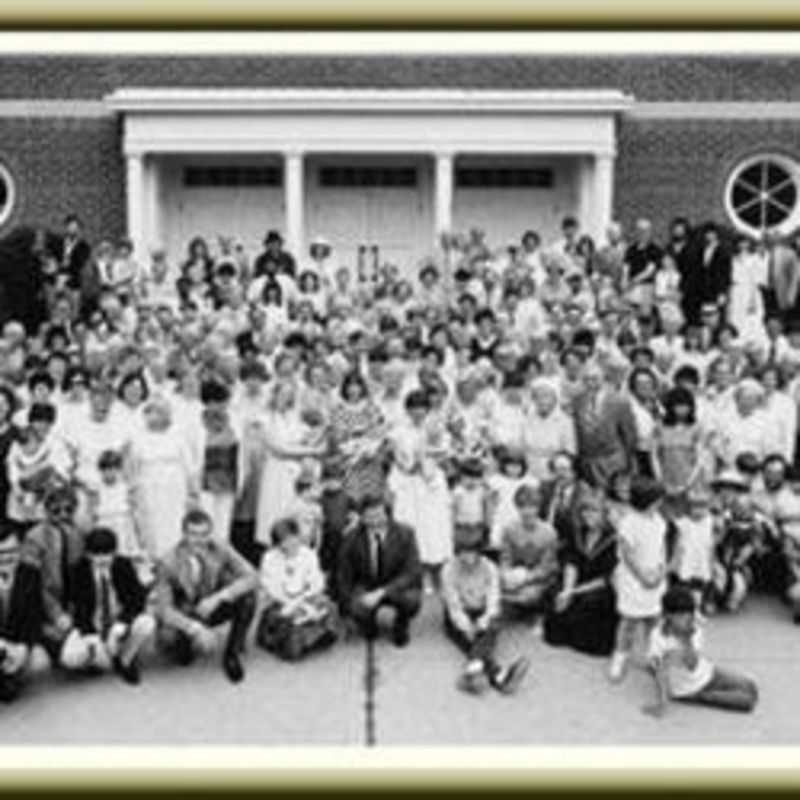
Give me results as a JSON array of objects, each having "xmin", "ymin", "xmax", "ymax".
[{"xmin": 1, "ymin": 23, "xmax": 799, "ymax": 789}]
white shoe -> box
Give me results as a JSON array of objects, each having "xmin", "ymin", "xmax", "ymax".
[{"xmin": 608, "ymin": 651, "xmax": 628, "ymax": 683}]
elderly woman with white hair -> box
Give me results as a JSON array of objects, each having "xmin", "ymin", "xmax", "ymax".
[
  {"xmin": 710, "ymin": 379, "xmax": 771, "ymax": 470},
  {"xmin": 523, "ymin": 379, "xmax": 577, "ymax": 481},
  {"xmin": 128, "ymin": 394, "xmax": 200, "ymax": 558}
]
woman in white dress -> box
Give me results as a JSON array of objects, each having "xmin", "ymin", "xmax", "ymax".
[
  {"xmin": 728, "ymin": 236, "xmax": 767, "ymax": 340},
  {"xmin": 760, "ymin": 364, "xmax": 797, "ymax": 464},
  {"xmin": 254, "ymin": 380, "xmax": 325, "ymax": 547},
  {"xmin": 127, "ymin": 395, "xmax": 199, "ymax": 558},
  {"xmin": 388, "ymin": 389, "xmax": 453, "ymax": 587}
]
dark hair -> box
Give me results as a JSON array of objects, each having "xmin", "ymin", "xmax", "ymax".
[
  {"xmin": 200, "ymin": 379, "xmax": 231, "ymax": 405},
  {"xmin": 474, "ymin": 308, "xmax": 496, "ymax": 326},
  {"xmin": 85, "ymin": 527, "xmax": 118, "ymax": 555},
  {"xmin": 28, "ymin": 402, "xmax": 56, "ymax": 425},
  {"xmin": 44, "ymin": 326, "xmax": 70, "ymax": 351},
  {"xmin": 757, "ymin": 363, "xmax": 787, "ymax": 390},
  {"xmin": 502, "ymin": 371, "xmax": 526, "ymax": 390},
  {"xmin": 356, "ymin": 493, "xmax": 390, "ymax": 515},
  {"xmin": 562, "ymin": 216, "xmax": 579, "ymax": 230},
  {"xmin": 271, "ymin": 517, "xmax": 300, "ymax": 544},
  {"xmin": 98, "ymin": 449, "xmax": 123, "ymax": 470},
  {"xmin": 459, "ymin": 457, "xmax": 485, "ymax": 480},
  {"xmin": 673, "ymin": 364, "xmax": 701, "ymax": 387},
  {"xmin": 27, "ymin": 371, "xmax": 55, "ymax": 393},
  {"xmin": 404, "ymin": 389, "xmax": 430, "ymax": 412},
  {"xmin": 571, "ymin": 328, "xmax": 596, "ymax": 352},
  {"xmin": 735, "ymin": 451, "xmax": 763, "ymax": 476},
  {"xmin": 663, "ymin": 386, "xmax": 696, "ymax": 426},
  {"xmin": 629, "ymin": 475, "xmax": 665, "ymax": 511},
  {"xmin": 662, "ymin": 584, "xmax": 696, "ymax": 615},
  {"xmin": 182, "ymin": 508, "xmax": 213, "ymax": 531},
  {"xmin": 341, "ymin": 371, "xmax": 369, "ymax": 402},
  {"xmin": 261, "ymin": 279, "xmax": 283, "ymax": 305},
  {"xmin": 117, "ymin": 371, "xmax": 150, "ymax": 404},
  {"xmin": 763, "ymin": 453, "xmax": 788, "ymax": 472},
  {"xmin": 420, "ymin": 345, "xmax": 445, "ymax": 366}
]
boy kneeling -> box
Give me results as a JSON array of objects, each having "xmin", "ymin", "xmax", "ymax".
[
  {"xmin": 441, "ymin": 523, "xmax": 529, "ymax": 695},
  {"xmin": 61, "ymin": 527, "xmax": 155, "ymax": 684},
  {"xmin": 643, "ymin": 585, "xmax": 758, "ymax": 717}
]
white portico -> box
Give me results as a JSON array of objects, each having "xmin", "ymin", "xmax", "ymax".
[{"xmin": 106, "ymin": 88, "xmax": 633, "ymax": 272}]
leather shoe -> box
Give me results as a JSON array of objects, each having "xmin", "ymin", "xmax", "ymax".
[
  {"xmin": 114, "ymin": 656, "xmax": 141, "ymax": 686},
  {"xmin": 223, "ymin": 651, "xmax": 245, "ymax": 683}
]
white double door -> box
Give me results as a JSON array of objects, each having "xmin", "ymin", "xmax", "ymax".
[{"xmin": 306, "ymin": 162, "xmax": 431, "ymax": 279}]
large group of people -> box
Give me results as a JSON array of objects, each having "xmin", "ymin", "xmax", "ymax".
[{"xmin": 8, "ymin": 206, "xmax": 800, "ymax": 717}]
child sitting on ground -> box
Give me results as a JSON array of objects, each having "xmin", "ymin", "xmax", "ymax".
[
  {"xmin": 642, "ymin": 585, "xmax": 758, "ymax": 717},
  {"xmin": 440, "ymin": 522, "xmax": 530, "ymax": 696}
]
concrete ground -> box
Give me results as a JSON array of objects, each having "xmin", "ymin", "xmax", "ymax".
[{"xmin": 0, "ymin": 594, "xmax": 794, "ymax": 746}]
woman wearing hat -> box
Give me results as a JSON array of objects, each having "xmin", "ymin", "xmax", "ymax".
[{"xmin": 543, "ymin": 492, "xmax": 619, "ymax": 657}]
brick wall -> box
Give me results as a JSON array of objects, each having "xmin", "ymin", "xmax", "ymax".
[
  {"xmin": 615, "ymin": 118, "xmax": 800, "ymax": 237},
  {"xmin": 0, "ymin": 116, "xmax": 125, "ymax": 242},
  {"xmin": 0, "ymin": 55, "xmax": 799, "ymax": 101}
]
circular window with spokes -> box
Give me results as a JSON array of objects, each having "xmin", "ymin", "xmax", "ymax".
[
  {"xmin": 725, "ymin": 153, "xmax": 800, "ymax": 238},
  {"xmin": 0, "ymin": 162, "xmax": 14, "ymax": 231}
]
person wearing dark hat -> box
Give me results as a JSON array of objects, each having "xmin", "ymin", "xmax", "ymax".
[
  {"xmin": 61, "ymin": 527, "xmax": 154, "ymax": 684},
  {"xmin": 156, "ymin": 508, "xmax": 258, "ymax": 683},
  {"xmin": 441, "ymin": 522, "xmax": 530, "ymax": 695},
  {"xmin": 20, "ymin": 484, "xmax": 82, "ymax": 662},
  {"xmin": 336, "ymin": 493, "xmax": 422, "ymax": 647},
  {"xmin": 0, "ymin": 527, "xmax": 44, "ymax": 702},
  {"xmin": 643, "ymin": 585, "xmax": 758, "ymax": 717},
  {"xmin": 253, "ymin": 230, "xmax": 296, "ymax": 280}
]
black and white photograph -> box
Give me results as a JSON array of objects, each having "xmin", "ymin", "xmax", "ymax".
[{"xmin": 0, "ymin": 30, "xmax": 797, "ymax": 753}]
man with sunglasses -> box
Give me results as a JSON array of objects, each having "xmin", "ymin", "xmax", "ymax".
[{"xmin": 20, "ymin": 484, "xmax": 84, "ymax": 666}]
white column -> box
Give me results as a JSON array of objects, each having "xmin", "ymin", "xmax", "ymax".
[
  {"xmin": 125, "ymin": 153, "xmax": 145, "ymax": 259},
  {"xmin": 142, "ymin": 154, "xmax": 161, "ymax": 254},
  {"xmin": 284, "ymin": 150, "xmax": 305, "ymax": 262},
  {"xmin": 593, "ymin": 152, "xmax": 616, "ymax": 242},
  {"xmin": 434, "ymin": 150, "xmax": 454, "ymax": 244},
  {"xmin": 577, "ymin": 155, "xmax": 596, "ymax": 239}
]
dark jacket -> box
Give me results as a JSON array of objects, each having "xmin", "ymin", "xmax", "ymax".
[
  {"xmin": 337, "ymin": 520, "xmax": 423, "ymax": 610},
  {"xmin": 0, "ymin": 563, "xmax": 44, "ymax": 645},
  {"xmin": 54, "ymin": 237, "xmax": 91, "ymax": 290},
  {"xmin": 69, "ymin": 555, "xmax": 148, "ymax": 635}
]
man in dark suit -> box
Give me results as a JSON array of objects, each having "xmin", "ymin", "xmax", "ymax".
[
  {"xmin": 337, "ymin": 494, "xmax": 423, "ymax": 646},
  {"xmin": 54, "ymin": 214, "xmax": 91, "ymax": 291},
  {"xmin": 682, "ymin": 222, "xmax": 732, "ymax": 324},
  {"xmin": 252, "ymin": 230, "xmax": 296, "ymax": 279},
  {"xmin": 0, "ymin": 527, "xmax": 44, "ymax": 702},
  {"xmin": 20, "ymin": 485, "xmax": 83, "ymax": 664},
  {"xmin": 538, "ymin": 451, "xmax": 584, "ymax": 542},
  {"xmin": 156, "ymin": 508, "xmax": 258, "ymax": 683},
  {"xmin": 61, "ymin": 528, "xmax": 155, "ymax": 685},
  {"xmin": 572, "ymin": 362, "xmax": 638, "ymax": 491}
]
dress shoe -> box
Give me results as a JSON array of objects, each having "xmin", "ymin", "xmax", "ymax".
[
  {"xmin": 223, "ymin": 651, "xmax": 245, "ymax": 683},
  {"xmin": 113, "ymin": 656, "xmax": 141, "ymax": 686}
]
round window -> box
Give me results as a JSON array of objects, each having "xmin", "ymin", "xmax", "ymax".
[
  {"xmin": 725, "ymin": 153, "xmax": 800, "ymax": 238},
  {"xmin": 0, "ymin": 162, "xmax": 14, "ymax": 230}
]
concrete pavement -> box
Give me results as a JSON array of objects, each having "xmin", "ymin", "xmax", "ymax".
[{"xmin": 0, "ymin": 594, "xmax": 794, "ymax": 746}]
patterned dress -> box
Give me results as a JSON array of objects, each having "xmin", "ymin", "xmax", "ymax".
[{"xmin": 329, "ymin": 399, "xmax": 387, "ymax": 502}]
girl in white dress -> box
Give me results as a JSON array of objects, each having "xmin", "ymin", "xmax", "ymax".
[
  {"xmin": 254, "ymin": 381, "xmax": 325, "ymax": 547},
  {"xmin": 127, "ymin": 396, "xmax": 198, "ymax": 558},
  {"xmin": 609, "ymin": 476, "xmax": 669, "ymax": 682},
  {"xmin": 388, "ymin": 390, "xmax": 453, "ymax": 588},
  {"xmin": 728, "ymin": 236, "xmax": 767, "ymax": 339}
]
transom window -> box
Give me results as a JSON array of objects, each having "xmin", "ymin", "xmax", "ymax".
[
  {"xmin": 183, "ymin": 166, "xmax": 282, "ymax": 188},
  {"xmin": 725, "ymin": 153, "xmax": 800, "ymax": 237},
  {"xmin": 0, "ymin": 162, "xmax": 15, "ymax": 230},
  {"xmin": 455, "ymin": 167, "xmax": 554, "ymax": 189},
  {"xmin": 318, "ymin": 166, "xmax": 418, "ymax": 188}
]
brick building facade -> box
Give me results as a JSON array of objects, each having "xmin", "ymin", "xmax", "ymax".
[{"xmin": 0, "ymin": 55, "xmax": 798, "ymax": 265}]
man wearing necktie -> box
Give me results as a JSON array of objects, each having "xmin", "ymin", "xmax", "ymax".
[
  {"xmin": 20, "ymin": 485, "xmax": 83, "ymax": 665},
  {"xmin": 156, "ymin": 508, "xmax": 259, "ymax": 683},
  {"xmin": 0, "ymin": 529, "xmax": 44, "ymax": 703},
  {"xmin": 60, "ymin": 528, "xmax": 155, "ymax": 685},
  {"xmin": 337, "ymin": 494, "xmax": 423, "ymax": 646}
]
